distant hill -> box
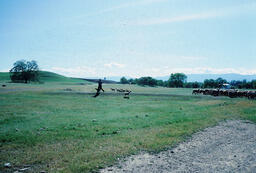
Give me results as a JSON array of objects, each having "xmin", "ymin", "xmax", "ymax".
[
  {"xmin": 186, "ymin": 74, "xmax": 256, "ymax": 82},
  {"xmin": 104, "ymin": 74, "xmax": 256, "ymax": 83},
  {"xmin": 106, "ymin": 76, "xmax": 132, "ymax": 82},
  {"xmin": 79, "ymin": 78, "xmax": 119, "ymax": 84},
  {"xmin": 0, "ymin": 71, "xmax": 88, "ymax": 83},
  {"xmin": 2, "ymin": 71, "xmax": 255, "ymax": 83},
  {"xmin": 156, "ymin": 74, "xmax": 256, "ymax": 82},
  {"xmin": 38, "ymin": 71, "xmax": 86, "ymax": 83}
]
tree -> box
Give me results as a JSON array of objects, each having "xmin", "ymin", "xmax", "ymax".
[
  {"xmin": 203, "ymin": 79, "xmax": 216, "ymax": 88},
  {"xmin": 184, "ymin": 82, "xmax": 202, "ymax": 88},
  {"xmin": 137, "ymin": 77, "xmax": 157, "ymax": 87},
  {"xmin": 215, "ymin": 78, "xmax": 227, "ymax": 87},
  {"xmin": 230, "ymin": 79, "xmax": 256, "ymax": 89},
  {"xmin": 156, "ymin": 80, "xmax": 164, "ymax": 86},
  {"xmin": 120, "ymin": 77, "xmax": 129, "ymax": 84},
  {"xmin": 251, "ymin": 80, "xmax": 256, "ymax": 89},
  {"xmin": 167, "ymin": 73, "xmax": 187, "ymax": 87},
  {"xmin": 10, "ymin": 60, "xmax": 39, "ymax": 83},
  {"xmin": 128, "ymin": 78, "xmax": 136, "ymax": 84}
]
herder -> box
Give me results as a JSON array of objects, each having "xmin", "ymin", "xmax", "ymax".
[{"xmin": 93, "ymin": 79, "xmax": 104, "ymax": 97}]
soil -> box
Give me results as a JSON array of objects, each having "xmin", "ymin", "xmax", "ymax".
[{"xmin": 101, "ymin": 120, "xmax": 256, "ymax": 173}]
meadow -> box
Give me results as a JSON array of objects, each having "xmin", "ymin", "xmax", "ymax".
[{"xmin": 0, "ymin": 72, "xmax": 256, "ymax": 172}]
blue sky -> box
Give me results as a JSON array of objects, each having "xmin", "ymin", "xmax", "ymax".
[{"xmin": 0, "ymin": 0, "xmax": 255, "ymax": 78}]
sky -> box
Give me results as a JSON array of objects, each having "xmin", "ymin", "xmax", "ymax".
[{"xmin": 0, "ymin": 0, "xmax": 256, "ymax": 78}]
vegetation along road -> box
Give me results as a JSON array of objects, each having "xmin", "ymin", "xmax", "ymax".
[{"xmin": 0, "ymin": 72, "xmax": 256, "ymax": 172}]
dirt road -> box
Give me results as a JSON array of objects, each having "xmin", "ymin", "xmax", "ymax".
[{"xmin": 101, "ymin": 120, "xmax": 256, "ymax": 173}]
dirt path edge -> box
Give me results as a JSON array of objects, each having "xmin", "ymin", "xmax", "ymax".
[{"xmin": 101, "ymin": 120, "xmax": 256, "ymax": 173}]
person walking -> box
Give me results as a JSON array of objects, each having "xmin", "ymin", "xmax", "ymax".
[{"xmin": 93, "ymin": 79, "xmax": 104, "ymax": 97}]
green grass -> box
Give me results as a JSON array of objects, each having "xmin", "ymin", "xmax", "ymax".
[
  {"xmin": 0, "ymin": 82, "xmax": 255, "ymax": 172},
  {"xmin": 38, "ymin": 71, "xmax": 86, "ymax": 83},
  {"xmin": 0, "ymin": 72, "xmax": 11, "ymax": 82},
  {"xmin": 0, "ymin": 71, "xmax": 88, "ymax": 84}
]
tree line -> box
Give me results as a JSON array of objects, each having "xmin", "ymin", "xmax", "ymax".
[
  {"xmin": 8, "ymin": 59, "xmax": 256, "ymax": 89},
  {"xmin": 120, "ymin": 73, "xmax": 188, "ymax": 87},
  {"xmin": 120, "ymin": 74, "xmax": 256, "ymax": 89}
]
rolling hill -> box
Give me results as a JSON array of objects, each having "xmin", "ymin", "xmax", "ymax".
[
  {"xmin": 155, "ymin": 73, "xmax": 256, "ymax": 82},
  {"xmin": 0, "ymin": 71, "xmax": 88, "ymax": 83},
  {"xmin": 104, "ymin": 74, "xmax": 256, "ymax": 82},
  {"xmin": 0, "ymin": 72, "xmax": 11, "ymax": 82}
]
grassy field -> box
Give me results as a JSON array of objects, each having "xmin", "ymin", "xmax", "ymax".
[
  {"xmin": 0, "ymin": 71, "xmax": 88, "ymax": 84},
  {"xmin": 0, "ymin": 74, "xmax": 256, "ymax": 172}
]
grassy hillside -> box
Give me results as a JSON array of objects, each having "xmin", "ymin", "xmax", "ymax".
[
  {"xmin": 0, "ymin": 71, "xmax": 87, "ymax": 83},
  {"xmin": 0, "ymin": 72, "xmax": 11, "ymax": 82},
  {"xmin": 0, "ymin": 83, "xmax": 255, "ymax": 172},
  {"xmin": 38, "ymin": 71, "xmax": 86, "ymax": 83}
]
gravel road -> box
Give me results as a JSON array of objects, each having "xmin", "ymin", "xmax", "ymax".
[{"xmin": 101, "ymin": 120, "xmax": 256, "ymax": 173}]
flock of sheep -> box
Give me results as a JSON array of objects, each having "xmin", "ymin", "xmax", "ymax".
[
  {"xmin": 110, "ymin": 87, "xmax": 256, "ymax": 99},
  {"xmin": 110, "ymin": 88, "xmax": 132, "ymax": 99},
  {"xmin": 192, "ymin": 89, "xmax": 256, "ymax": 99}
]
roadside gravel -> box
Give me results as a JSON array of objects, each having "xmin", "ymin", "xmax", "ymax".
[{"xmin": 101, "ymin": 120, "xmax": 256, "ymax": 173}]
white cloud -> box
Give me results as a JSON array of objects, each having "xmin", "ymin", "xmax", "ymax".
[
  {"xmin": 131, "ymin": 12, "xmax": 222, "ymax": 26},
  {"xmin": 71, "ymin": 0, "xmax": 168, "ymax": 20},
  {"xmin": 92, "ymin": 0, "xmax": 168, "ymax": 16},
  {"xmin": 140, "ymin": 67, "xmax": 256, "ymax": 77},
  {"xmin": 129, "ymin": 2, "xmax": 256, "ymax": 26},
  {"xmin": 125, "ymin": 52, "xmax": 205, "ymax": 63},
  {"xmin": 45, "ymin": 66, "xmax": 98, "ymax": 78},
  {"xmin": 0, "ymin": 69, "xmax": 10, "ymax": 72},
  {"xmin": 104, "ymin": 62, "xmax": 125, "ymax": 68},
  {"xmin": 44, "ymin": 64, "xmax": 127, "ymax": 78},
  {"xmin": 44, "ymin": 66, "xmax": 256, "ymax": 78}
]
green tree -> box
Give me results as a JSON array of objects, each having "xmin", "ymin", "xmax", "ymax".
[
  {"xmin": 168, "ymin": 73, "xmax": 187, "ymax": 87},
  {"xmin": 128, "ymin": 78, "xmax": 136, "ymax": 84},
  {"xmin": 137, "ymin": 77, "xmax": 157, "ymax": 87},
  {"xmin": 251, "ymin": 80, "xmax": 256, "ymax": 89},
  {"xmin": 120, "ymin": 77, "xmax": 129, "ymax": 84},
  {"xmin": 215, "ymin": 78, "xmax": 227, "ymax": 88},
  {"xmin": 10, "ymin": 60, "xmax": 39, "ymax": 83},
  {"xmin": 184, "ymin": 82, "xmax": 202, "ymax": 88},
  {"xmin": 156, "ymin": 80, "xmax": 164, "ymax": 86},
  {"xmin": 230, "ymin": 79, "xmax": 256, "ymax": 89},
  {"xmin": 203, "ymin": 79, "xmax": 216, "ymax": 88}
]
